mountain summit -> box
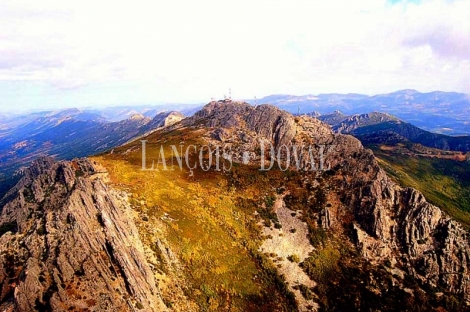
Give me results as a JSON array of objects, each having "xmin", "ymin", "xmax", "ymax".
[{"xmin": 1, "ymin": 101, "xmax": 469, "ymax": 311}]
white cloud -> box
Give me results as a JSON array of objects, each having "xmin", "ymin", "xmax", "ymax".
[{"xmin": 0, "ymin": 0, "xmax": 469, "ymax": 110}]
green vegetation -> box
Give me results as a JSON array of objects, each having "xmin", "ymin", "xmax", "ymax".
[
  {"xmin": 287, "ymin": 254, "xmax": 300, "ymax": 263},
  {"xmin": 372, "ymin": 146, "xmax": 470, "ymax": 229},
  {"xmin": 22, "ymin": 187, "xmax": 35, "ymax": 203},
  {"xmin": 0, "ymin": 221, "xmax": 17, "ymax": 237},
  {"xmin": 293, "ymin": 284, "xmax": 314, "ymax": 300},
  {"xmin": 36, "ymin": 223, "xmax": 46, "ymax": 235},
  {"xmin": 75, "ymin": 168, "xmax": 84, "ymax": 178},
  {"xmin": 264, "ymin": 195, "xmax": 275, "ymax": 208},
  {"xmin": 300, "ymin": 244, "xmax": 340, "ymax": 290},
  {"xmin": 257, "ymin": 198, "xmax": 279, "ymax": 227}
]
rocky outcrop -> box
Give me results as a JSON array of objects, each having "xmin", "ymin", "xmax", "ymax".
[
  {"xmin": 0, "ymin": 157, "xmax": 167, "ymax": 311},
  {"xmin": 324, "ymin": 112, "xmax": 399, "ymax": 134},
  {"xmin": 182, "ymin": 101, "xmax": 470, "ymax": 306},
  {"xmin": 352, "ymin": 171, "xmax": 470, "ymax": 299},
  {"xmin": 147, "ymin": 111, "xmax": 184, "ymax": 130},
  {"xmin": 183, "ymin": 101, "xmax": 299, "ymax": 147},
  {"xmin": 177, "ymin": 101, "xmax": 338, "ymax": 168},
  {"xmin": 320, "ymin": 132, "xmax": 470, "ymax": 304},
  {"xmin": 3, "ymin": 101, "xmax": 469, "ymax": 311}
]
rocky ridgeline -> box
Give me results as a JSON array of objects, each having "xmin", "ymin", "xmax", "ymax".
[
  {"xmin": 147, "ymin": 111, "xmax": 184, "ymax": 130},
  {"xmin": 184, "ymin": 101, "xmax": 299, "ymax": 147},
  {"xmin": 184, "ymin": 101, "xmax": 470, "ymax": 305},
  {"xmin": 0, "ymin": 157, "xmax": 167, "ymax": 311},
  {"xmin": 330, "ymin": 112, "xmax": 399, "ymax": 134},
  {"xmin": 344, "ymin": 157, "xmax": 470, "ymax": 300},
  {"xmin": 0, "ymin": 101, "xmax": 469, "ymax": 311},
  {"xmin": 179, "ymin": 101, "xmax": 336, "ymax": 167}
]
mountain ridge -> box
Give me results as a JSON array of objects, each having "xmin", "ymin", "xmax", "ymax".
[
  {"xmin": 1, "ymin": 101, "xmax": 469, "ymax": 311},
  {"xmin": 318, "ymin": 111, "xmax": 470, "ymax": 152},
  {"xmin": 249, "ymin": 90, "xmax": 470, "ymax": 135},
  {"xmin": 0, "ymin": 111, "xmax": 184, "ymax": 198},
  {"xmin": 164, "ymin": 101, "xmax": 470, "ymax": 308},
  {"xmin": 0, "ymin": 157, "xmax": 168, "ymax": 311}
]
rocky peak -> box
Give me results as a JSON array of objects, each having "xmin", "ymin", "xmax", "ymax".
[
  {"xmin": 0, "ymin": 157, "xmax": 167, "ymax": 311},
  {"xmin": 318, "ymin": 135, "xmax": 470, "ymax": 305},
  {"xmin": 159, "ymin": 111, "xmax": 184, "ymax": 127},
  {"xmin": 147, "ymin": 111, "xmax": 184, "ymax": 130},
  {"xmin": 332, "ymin": 112, "xmax": 400, "ymax": 133},
  {"xmin": 129, "ymin": 113, "xmax": 147, "ymax": 121},
  {"xmin": 190, "ymin": 101, "xmax": 253, "ymax": 128},
  {"xmin": 184, "ymin": 101, "xmax": 470, "ymax": 306},
  {"xmin": 184, "ymin": 101, "xmax": 332, "ymax": 147}
]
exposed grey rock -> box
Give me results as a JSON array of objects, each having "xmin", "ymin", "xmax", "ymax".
[
  {"xmin": 324, "ymin": 135, "xmax": 470, "ymax": 303},
  {"xmin": 147, "ymin": 111, "xmax": 184, "ymax": 130},
  {"xmin": 183, "ymin": 101, "xmax": 298, "ymax": 147},
  {"xmin": 0, "ymin": 157, "xmax": 167, "ymax": 311},
  {"xmin": 3, "ymin": 101, "xmax": 470, "ymax": 310},
  {"xmin": 182, "ymin": 101, "xmax": 470, "ymax": 305}
]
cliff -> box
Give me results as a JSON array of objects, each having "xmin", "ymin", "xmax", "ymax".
[
  {"xmin": 1, "ymin": 101, "xmax": 469, "ymax": 311},
  {"xmin": 0, "ymin": 157, "xmax": 167, "ymax": 311},
  {"xmin": 182, "ymin": 101, "xmax": 470, "ymax": 308}
]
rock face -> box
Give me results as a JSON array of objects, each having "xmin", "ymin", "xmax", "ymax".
[
  {"xmin": 147, "ymin": 111, "xmax": 184, "ymax": 130},
  {"xmin": 0, "ymin": 157, "xmax": 167, "ymax": 311},
  {"xmin": 319, "ymin": 112, "xmax": 398, "ymax": 134},
  {"xmin": 181, "ymin": 101, "xmax": 470, "ymax": 306},
  {"xmin": 184, "ymin": 101, "xmax": 299, "ymax": 147},
  {"xmin": 2, "ymin": 101, "xmax": 470, "ymax": 310},
  {"xmin": 179, "ymin": 101, "xmax": 334, "ymax": 166},
  {"xmin": 343, "ymin": 156, "xmax": 470, "ymax": 301},
  {"xmin": 307, "ymin": 125, "xmax": 470, "ymax": 303}
]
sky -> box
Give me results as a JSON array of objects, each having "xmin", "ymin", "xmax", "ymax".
[{"xmin": 0, "ymin": 0, "xmax": 469, "ymax": 112}]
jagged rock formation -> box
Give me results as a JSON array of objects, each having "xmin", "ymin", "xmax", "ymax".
[
  {"xmin": 127, "ymin": 111, "xmax": 185, "ymax": 145},
  {"xmin": 318, "ymin": 112, "xmax": 399, "ymax": 134},
  {"xmin": 184, "ymin": 101, "xmax": 299, "ymax": 147},
  {"xmin": 0, "ymin": 157, "xmax": 167, "ymax": 311},
  {"xmin": 180, "ymin": 101, "xmax": 470, "ymax": 308},
  {"xmin": 342, "ymin": 157, "xmax": 470, "ymax": 299},
  {"xmin": 147, "ymin": 111, "xmax": 184, "ymax": 130},
  {"xmin": 1, "ymin": 101, "xmax": 469, "ymax": 311}
]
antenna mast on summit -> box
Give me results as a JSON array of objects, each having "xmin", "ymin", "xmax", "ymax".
[
  {"xmin": 229, "ymin": 88, "xmax": 232, "ymax": 100},
  {"xmin": 254, "ymin": 96, "xmax": 257, "ymax": 107}
]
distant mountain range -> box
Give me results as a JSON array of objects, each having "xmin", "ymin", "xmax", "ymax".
[
  {"xmin": 0, "ymin": 108, "xmax": 185, "ymax": 197},
  {"xmin": 0, "ymin": 104, "xmax": 201, "ymax": 130},
  {"xmin": 249, "ymin": 90, "xmax": 470, "ymax": 135},
  {"xmin": 0, "ymin": 104, "xmax": 201, "ymax": 172},
  {"xmin": 1, "ymin": 89, "xmax": 469, "ymax": 197},
  {"xmin": 1, "ymin": 101, "xmax": 470, "ymax": 310},
  {"xmin": 85, "ymin": 104, "xmax": 202, "ymax": 122},
  {"xmin": 318, "ymin": 111, "xmax": 470, "ymax": 152}
]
